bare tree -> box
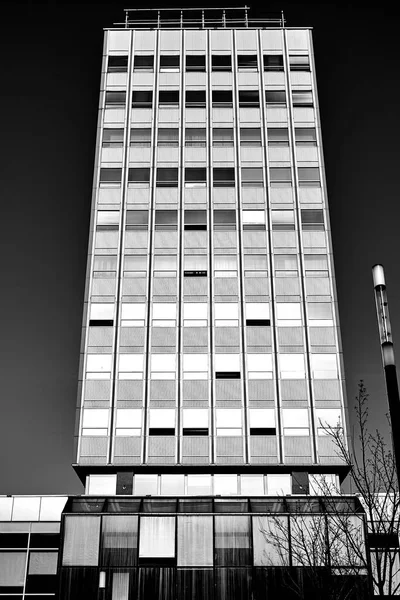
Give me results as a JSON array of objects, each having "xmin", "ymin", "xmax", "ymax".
[{"xmin": 259, "ymin": 381, "xmax": 400, "ymax": 598}]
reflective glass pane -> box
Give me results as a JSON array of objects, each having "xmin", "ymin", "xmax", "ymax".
[
  {"xmin": 253, "ymin": 515, "xmax": 289, "ymax": 566},
  {"xmin": 101, "ymin": 515, "xmax": 138, "ymax": 566},
  {"xmin": 177, "ymin": 516, "xmax": 213, "ymax": 566},
  {"xmin": 139, "ymin": 517, "xmax": 175, "ymax": 558},
  {"xmin": 215, "ymin": 516, "xmax": 251, "ymax": 565},
  {"xmin": 62, "ymin": 516, "xmax": 100, "ymax": 566}
]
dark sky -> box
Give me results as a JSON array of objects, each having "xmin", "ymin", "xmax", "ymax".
[{"xmin": 1, "ymin": 3, "xmax": 399, "ymax": 495}]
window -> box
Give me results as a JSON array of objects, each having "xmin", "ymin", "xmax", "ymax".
[
  {"xmin": 274, "ymin": 254, "xmax": 298, "ymax": 277},
  {"xmin": 304, "ymin": 254, "xmax": 329, "ymax": 277},
  {"xmin": 253, "ymin": 516, "xmax": 289, "ymax": 566},
  {"xmin": 212, "ymin": 90, "xmax": 233, "ymax": 106},
  {"xmin": 309, "ymin": 474, "xmax": 338, "ymax": 495},
  {"xmin": 263, "ymin": 54, "xmax": 284, "ymax": 71},
  {"xmin": 249, "ymin": 408, "xmax": 275, "ymax": 435},
  {"xmin": 62, "ymin": 516, "xmax": 100, "ymax": 566},
  {"xmin": 265, "ymin": 90, "xmax": 286, "ymax": 105},
  {"xmin": 93, "ymin": 255, "xmax": 117, "ymax": 276},
  {"xmin": 105, "ymin": 91, "xmax": 126, "ymax": 106},
  {"xmin": 28, "ymin": 550, "xmax": 58, "ymax": 575},
  {"xmin": 185, "ymin": 128, "xmax": 206, "ymax": 147},
  {"xmin": 152, "ymin": 303, "xmax": 176, "ymax": 327},
  {"xmin": 276, "ymin": 303, "xmax": 302, "ymax": 326},
  {"xmin": 157, "ymin": 128, "xmax": 179, "ymax": 147},
  {"xmin": 118, "ymin": 355, "xmax": 144, "ymax": 380},
  {"xmin": 149, "ymin": 408, "xmax": 175, "ymax": 434},
  {"xmin": 269, "ymin": 167, "xmax": 292, "ymax": 186},
  {"xmin": 161, "ymin": 475, "xmax": 185, "ymax": 495},
  {"xmin": 301, "ymin": 209, "xmax": 324, "ymax": 230},
  {"xmin": 153, "ymin": 254, "xmax": 177, "ymax": 277},
  {"xmin": 247, "ymin": 354, "xmax": 273, "ymax": 380},
  {"xmin": 244, "ymin": 254, "xmax": 268, "ymax": 277},
  {"xmin": 182, "ymin": 409, "xmax": 208, "ymax": 435},
  {"xmin": 123, "ymin": 255, "xmax": 147, "ymax": 278},
  {"xmin": 87, "ymin": 474, "xmax": 117, "ymax": 495},
  {"xmin": 213, "ymin": 209, "xmax": 236, "ymax": 230},
  {"xmin": 155, "ymin": 210, "xmax": 178, "ymax": 231},
  {"xmin": 185, "ymin": 168, "xmax": 206, "ymax": 187},
  {"xmin": 156, "ymin": 168, "xmax": 178, "ymax": 187},
  {"xmin": 97, "ymin": 210, "xmax": 119, "ymax": 230},
  {"xmin": 184, "ymin": 210, "xmax": 207, "ymax": 231},
  {"xmin": 295, "ymin": 127, "xmax": 317, "ymax": 145},
  {"xmin": 130, "ymin": 128, "xmax": 151, "ymax": 147},
  {"xmin": 107, "ymin": 55, "xmax": 128, "ymax": 72},
  {"xmin": 82, "ymin": 409, "xmax": 109, "ymax": 436},
  {"xmin": 134, "ymin": 474, "xmax": 158, "ymax": 495},
  {"xmin": 183, "ymin": 302, "xmax": 207, "ymax": 327},
  {"xmin": 239, "ymin": 90, "xmax": 259, "ymax": 107},
  {"xmin": 289, "ymin": 54, "xmax": 310, "ymax": 71},
  {"xmin": 311, "ymin": 354, "xmax": 338, "ymax": 379},
  {"xmin": 215, "ymin": 303, "xmax": 239, "ymax": 327},
  {"xmin": 241, "ymin": 167, "xmax": 263, "ymax": 187},
  {"xmin": 240, "ymin": 128, "xmax": 261, "ymax": 146},
  {"xmin": 183, "ymin": 354, "xmax": 208, "ymax": 380},
  {"xmin": 0, "ymin": 551, "xmax": 26, "ymax": 587},
  {"xmin": 103, "ymin": 129, "xmax": 124, "ymax": 147},
  {"xmin": 150, "ymin": 355, "xmax": 176, "ymax": 380},
  {"xmin": 242, "ymin": 210, "xmax": 265, "ymax": 231},
  {"xmin": 212, "ymin": 55, "xmax": 231, "ymax": 71},
  {"xmin": 187, "ymin": 475, "xmax": 211, "ymax": 495},
  {"xmin": 279, "ymin": 354, "xmax": 306, "ymax": 380},
  {"xmin": 90, "ymin": 303, "xmax": 114, "ymax": 325},
  {"xmin": 100, "ymin": 168, "xmax": 122, "ymax": 184},
  {"xmin": 184, "ymin": 254, "xmax": 207, "ymax": 277},
  {"xmin": 316, "ymin": 409, "xmax": 342, "ymax": 434},
  {"xmin": 132, "ymin": 91, "xmax": 152, "ymax": 108},
  {"xmin": 308, "ymin": 302, "xmax": 333, "ymax": 326},
  {"xmin": 185, "ymin": 90, "xmax": 206, "ymax": 107},
  {"xmin": 120, "ymin": 303, "xmax": 146, "ymax": 326},
  {"xmin": 238, "ymin": 54, "xmax": 257, "ymax": 70},
  {"xmin": 215, "ymin": 516, "xmax": 251, "ymax": 565},
  {"xmin": 126, "ymin": 210, "xmax": 148, "ymax": 230},
  {"xmin": 213, "ymin": 127, "xmax": 234, "ymax": 147},
  {"xmin": 214, "ymin": 475, "xmax": 238, "ymax": 495},
  {"xmin": 139, "ymin": 517, "xmax": 175, "ymax": 559},
  {"xmin": 160, "ymin": 55, "xmax": 180, "ymax": 72},
  {"xmin": 128, "ymin": 168, "xmax": 150, "ymax": 185},
  {"xmin": 268, "ymin": 128, "xmax": 289, "ymax": 146},
  {"xmin": 267, "ymin": 474, "xmax": 291, "ymax": 495},
  {"xmin": 241, "ymin": 475, "xmax": 264, "ymax": 495},
  {"xmin": 159, "ymin": 90, "xmax": 179, "ymax": 106},
  {"xmin": 101, "ymin": 515, "xmax": 138, "ymax": 567},
  {"xmin": 215, "ymin": 354, "xmax": 241, "ymax": 381},
  {"xmin": 271, "ymin": 210, "xmax": 295, "ymax": 230},
  {"xmin": 178, "ymin": 516, "xmax": 213, "ymax": 566},
  {"xmin": 298, "ymin": 167, "xmax": 321, "ymax": 187},
  {"xmin": 133, "ymin": 55, "xmax": 154, "ymax": 71},
  {"xmin": 245, "ymin": 302, "xmax": 269, "ymax": 326},
  {"xmin": 282, "ymin": 408, "xmax": 309, "ymax": 436},
  {"xmin": 186, "ymin": 55, "xmax": 206, "ymax": 72},
  {"xmin": 216, "ymin": 409, "xmax": 242, "ymax": 436},
  {"xmin": 292, "ymin": 90, "xmax": 313, "ymax": 107},
  {"xmin": 213, "ymin": 168, "xmax": 235, "ymax": 187},
  {"xmin": 214, "ymin": 255, "xmax": 237, "ymax": 278},
  {"xmin": 86, "ymin": 355, "xmax": 112, "ymax": 380}
]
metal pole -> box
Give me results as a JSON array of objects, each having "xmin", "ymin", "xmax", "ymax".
[{"xmin": 372, "ymin": 264, "xmax": 400, "ymax": 484}]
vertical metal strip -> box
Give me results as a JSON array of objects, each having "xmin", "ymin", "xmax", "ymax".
[
  {"xmin": 232, "ymin": 30, "xmax": 250, "ymax": 465},
  {"xmin": 257, "ymin": 28, "xmax": 283, "ymax": 464},
  {"xmin": 282, "ymin": 27, "xmax": 318, "ymax": 464}
]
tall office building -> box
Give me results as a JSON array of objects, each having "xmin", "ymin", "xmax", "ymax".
[{"xmin": 57, "ymin": 8, "xmax": 369, "ymax": 599}]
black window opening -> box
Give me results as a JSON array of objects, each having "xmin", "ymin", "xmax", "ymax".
[
  {"xmin": 301, "ymin": 209, "xmax": 324, "ymax": 230},
  {"xmin": 185, "ymin": 168, "xmax": 207, "ymax": 187},
  {"xmin": 132, "ymin": 90, "xmax": 153, "ymax": 108},
  {"xmin": 160, "ymin": 55, "xmax": 180, "ymax": 71},
  {"xmin": 105, "ymin": 91, "xmax": 126, "ymax": 107},
  {"xmin": 184, "ymin": 210, "xmax": 207, "ymax": 231},
  {"xmin": 185, "ymin": 128, "xmax": 206, "ymax": 147},
  {"xmin": 149, "ymin": 428, "xmax": 175, "ymax": 436},
  {"xmin": 267, "ymin": 128, "xmax": 289, "ymax": 146},
  {"xmin": 183, "ymin": 428, "xmax": 209, "ymax": 436},
  {"xmin": 295, "ymin": 127, "xmax": 317, "ymax": 145},
  {"xmin": 126, "ymin": 210, "xmax": 149, "ymax": 230},
  {"xmin": 213, "ymin": 209, "xmax": 236, "ymax": 231},
  {"xmin": 239, "ymin": 90, "xmax": 259, "ymax": 108},
  {"xmin": 0, "ymin": 533, "xmax": 29, "ymax": 547},
  {"xmin": 246, "ymin": 319, "xmax": 271, "ymax": 327},
  {"xmin": 238, "ymin": 54, "xmax": 258, "ymax": 70},
  {"xmin": 159, "ymin": 90, "xmax": 180, "ymax": 106},
  {"xmin": 213, "ymin": 168, "xmax": 235, "ymax": 188},
  {"xmin": 100, "ymin": 168, "xmax": 122, "ymax": 184},
  {"xmin": 265, "ymin": 90, "xmax": 286, "ymax": 106},
  {"xmin": 185, "ymin": 90, "xmax": 206, "ymax": 108},
  {"xmin": 103, "ymin": 128, "xmax": 124, "ymax": 147},
  {"xmin": 158, "ymin": 128, "xmax": 179, "ymax": 147},
  {"xmin": 289, "ymin": 54, "xmax": 311, "ymax": 71},
  {"xmin": 240, "ymin": 128, "xmax": 261, "ymax": 147},
  {"xmin": 250, "ymin": 428, "xmax": 276, "ymax": 436},
  {"xmin": 241, "ymin": 167, "xmax": 264, "ymax": 188},
  {"xmin": 213, "ymin": 128, "xmax": 234, "ymax": 147},
  {"xmin": 90, "ymin": 318, "xmax": 113, "ymax": 327},
  {"xmin": 128, "ymin": 168, "xmax": 150, "ymax": 185},
  {"xmin": 133, "ymin": 55, "xmax": 154, "ymax": 70},
  {"xmin": 130, "ymin": 128, "xmax": 152, "ymax": 147},
  {"xmin": 212, "ymin": 90, "xmax": 233, "ymax": 107},
  {"xmin": 156, "ymin": 168, "xmax": 179, "ymax": 188},
  {"xmin": 292, "ymin": 90, "xmax": 313, "ymax": 107},
  {"xmin": 368, "ymin": 533, "xmax": 400, "ymax": 549},
  {"xmin": 264, "ymin": 54, "xmax": 284, "ymax": 71},
  {"xmin": 212, "ymin": 54, "xmax": 232, "ymax": 71},
  {"xmin": 107, "ymin": 55, "xmax": 128, "ymax": 73},
  {"xmin": 155, "ymin": 210, "xmax": 178, "ymax": 231},
  {"xmin": 215, "ymin": 372, "xmax": 241, "ymax": 379},
  {"xmin": 186, "ymin": 55, "xmax": 206, "ymax": 72}
]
